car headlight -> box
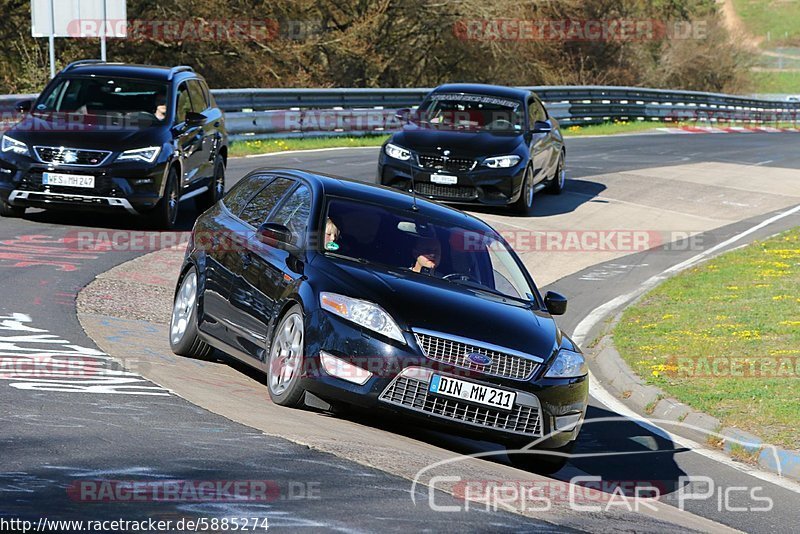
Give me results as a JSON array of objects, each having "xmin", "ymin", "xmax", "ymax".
[
  {"xmin": 483, "ymin": 155, "xmax": 521, "ymax": 168},
  {"xmin": 320, "ymin": 292, "xmax": 406, "ymax": 344},
  {"xmin": 117, "ymin": 146, "xmax": 161, "ymax": 163},
  {"xmin": 544, "ymin": 349, "xmax": 587, "ymax": 378},
  {"xmin": 385, "ymin": 143, "xmax": 411, "ymax": 161},
  {"xmin": 1, "ymin": 135, "xmax": 30, "ymax": 157}
]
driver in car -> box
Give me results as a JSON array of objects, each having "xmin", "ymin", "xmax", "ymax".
[
  {"xmin": 154, "ymin": 92, "xmax": 168, "ymax": 121},
  {"xmin": 410, "ymin": 237, "xmax": 441, "ymax": 275}
]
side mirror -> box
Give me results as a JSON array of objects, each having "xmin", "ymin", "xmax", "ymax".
[
  {"xmin": 544, "ymin": 291, "xmax": 568, "ymax": 316},
  {"xmin": 185, "ymin": 111, "xmax": 207, "ymax": 127},
  {"xmin": 532, "ymin": 120, "xmax": 552, "ymax": 133},
  {"xmin": 15, "ymin": 100, "xmax": 33, "ymax": 113},
  {"xmin": 394, "ymin": 108, "xmax": 411, "ymax": 122},
  {"xmin": 257, "ymin": 222, "xmax": 296, "ymax": 250}
]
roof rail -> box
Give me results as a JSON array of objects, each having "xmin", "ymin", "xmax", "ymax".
[
  {"xmin": 169, "ymin": 66, "xmax": 194, "ymax": 79},
  {"xmin": 63, "ymin": 59, "xmax": 106, "ymax": 72}
]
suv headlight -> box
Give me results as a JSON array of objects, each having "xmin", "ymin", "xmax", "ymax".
[
  {"xmin": 117, "ymin": 146, "xmax": 161, "ymax": 163},
  {"xmin": 544, "ymin": 349, "xmax": 587, "ymax": 378},
  {"xmin": 483, "ymin": 155, "xmax": 520, "ymax": 168},
  {"xmin": 320, "ymin": 292, "xmax": 405, "ymax": 343},
  {"xmin": 385, "ymin": 143, "xmax": 411, "ymax": 161},
  {"xmin": 1, "ymin": 135, "xmax": 30, "ymax": 157}
]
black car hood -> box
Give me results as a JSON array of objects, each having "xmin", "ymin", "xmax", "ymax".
[
  {"xmin": 391, "ymin": 123, "xmax": 524, "ymax": 156},
  {"xmin": 315, "ymin": 256, "xmax": 560, "ymax": 360},
  {"xmin": 7, "ymin": 114, "xmax": 168, "ymax": 151}
]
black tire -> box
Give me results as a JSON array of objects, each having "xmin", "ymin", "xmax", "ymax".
[
  {"xmin": 510, "ymin": 165, "xmax": 534, "ymax": 215},
  {"xmin": 547, "ymin": 152, "xmax": 566, "ymax": 195},
  {"xmin": 150, "ymin": 166, "xmax": 180, "ymax": 229},
  {"xmin": 506, "ymin": 441, "xmax": 574, "ymax": 474},
  {"xmin": 169, "ymin": 268, "xmax": 212, "ymax": 359},
  {"xmin": 195, "ymin": 156, "xmax": 225, "ymax": 213},
  {"xmin": 0, "ymin": 200, "xmax": 25, "ymax": 218},
  {"xmin": 267, "ymin": 304, "xmax": 307, "ymax": 408}
]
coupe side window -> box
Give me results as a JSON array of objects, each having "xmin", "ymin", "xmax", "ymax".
[
  {"xmin": 222, "ymin": 175, "xmax": 275, "ymax": 216},
  {"xmin": 239, "ymin": 177, "xmax": 294, "ymax": 227},
  {"xmin": 270, "ymin": 185, "xmax": 312, "ymax": 243}
]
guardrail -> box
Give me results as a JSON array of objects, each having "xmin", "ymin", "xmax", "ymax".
[{"xmin": 3, "ymin": 86, "xmax": 800, "ymax": 140}]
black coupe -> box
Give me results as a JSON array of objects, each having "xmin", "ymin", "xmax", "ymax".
[{"xmin": 378, "ymin": 83, "xmax": 565, "ymax": 215}]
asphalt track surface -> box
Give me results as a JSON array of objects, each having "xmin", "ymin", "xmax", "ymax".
[{"xmin": 1, "ymin": 133, "xmax": 799, "ymax": 532}]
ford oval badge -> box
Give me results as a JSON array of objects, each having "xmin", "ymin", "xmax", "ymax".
[{"xmin": 467, "ymin": 352, "xmax": 492, "ymax": 366}]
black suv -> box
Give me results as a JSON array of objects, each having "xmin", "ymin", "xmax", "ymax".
[{"xmin": 0, "ymin": 60, "xmax": 227, "ymax": 228}]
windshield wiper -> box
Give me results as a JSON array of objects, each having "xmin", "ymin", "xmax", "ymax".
[{"xmin": 443, "ymin": 276, "xmax": 526, "ymax": 302}]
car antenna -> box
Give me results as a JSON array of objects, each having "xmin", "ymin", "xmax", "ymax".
[{"xmin": 409, "ymin": 155, "xmax": 419, "ymax": 212}]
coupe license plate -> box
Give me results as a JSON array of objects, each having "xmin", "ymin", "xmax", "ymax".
[
  {"xmin": 429, "ymin": 374, "xmax": 516, "ymax": 411},
  {"xmin": 430, "ymin": 174, "xmax": 458, "ymax": 185},
  {"xmin": 42, "ymin": 172, "xmax": 95, "ymax": 189}
]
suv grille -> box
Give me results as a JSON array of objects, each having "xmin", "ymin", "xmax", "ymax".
[
  {"xmin": 417, "ymin": 154, "xmax": 476, "ymax": 172},
  {"xmin": 380, "ymin": 373, "xmax": 542, "ymax": 436},
  {"xmin": 414, "ymin": 331, "xmax": 540, "ymax": 381},
  {"xmin": 33, "ymin": 146, "xmax": 111, "ymax": 167},
  {"xmin": 414, "ymin": 182, "xmax": 477, "ymax": 200}
]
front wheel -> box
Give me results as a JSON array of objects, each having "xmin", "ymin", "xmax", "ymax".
[
  {"xmin": 547, "ymin": 153, "xmax": 566, "ymax": 195},
  {"xmin": 169, "ymin": 269, "xmax": 212, "ymax": 359},
  {"xmin": 0, "ymin": 200, "xmax": 25, "ymax": 218},
  {"xmin": 195, "ymin": 156, "xmax": 225, "ymax": 213},
  {"xmin": 150, "ymin": 167, "xmax": 180, "ymax": 229},
  {"xmin": 510, "ymin": 165, "xmax": 534, "ymax": 215},
  {"xmin": 267, "ymin": 305, "xmax": 307, "ymax": 407}
]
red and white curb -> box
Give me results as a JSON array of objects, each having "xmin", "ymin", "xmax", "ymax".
[{"xmin": 658, "ymin": 125, "xmax": 800, "ymax": 134}]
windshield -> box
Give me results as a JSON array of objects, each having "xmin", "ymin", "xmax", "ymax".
[
  {"xmin": 35, "ymin": 76, "xmax": 170, "ymax": 122},
  {"xmin": 323, "ymin": 198, "xmax": 535, "ymax": 301},
  {"xmin": 415, "ymin": 93, "xmax": 524, "ymax": 132}
]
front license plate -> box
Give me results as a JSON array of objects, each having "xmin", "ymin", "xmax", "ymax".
[
  {"xmin": 430, "ymin": 174, "xmax": 458, "ymax": 185},
  {"xmin": 42, "ymin": 172, "xmax": 95, "ymax": 188},
  {"xmin": 429, "ymin": 374, "xmax": 516, "ymax": 411}
]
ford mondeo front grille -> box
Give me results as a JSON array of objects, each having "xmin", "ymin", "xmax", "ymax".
[
  {"xmin": 414, "ymin": 329, "xmax": 541, "ymax": 381},
  {"xmin": 33, "ymin": 146, "xmax": 112, "ymax": 167},
  {"xmin": 380, "ymin": 371, "xmax": 543, "ymax": 436}
]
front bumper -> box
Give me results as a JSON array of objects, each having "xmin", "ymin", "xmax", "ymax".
[
  {"xmin": 303, "ymin": 310, "xmax": 589, "ymax": 449},
  {"xmin": 378, "ymin": 151, "xmax": 526, "ymax": 206},
  {"xmin": 0, "ymin": 152, "xmax": 168, "ymax": 214}
]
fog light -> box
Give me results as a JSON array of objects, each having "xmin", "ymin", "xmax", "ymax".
[
  {"xmin": 320, "ymin": 351, "xmax": 372, "ymax": 385},
  {"xmin": 134, "ymin": 178, "xmax": 153, "ymax": 185},
  {"xmin": 555, "ymin": 413, "xmax": 582, "ymax": 431}
]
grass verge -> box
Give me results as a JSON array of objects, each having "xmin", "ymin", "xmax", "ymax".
[
  {"xmin": 613, "ymin": 228, "xmax": 800, "ymax": 450},
  {"xmin": 229, "ymin": 135, "xmax": 390, "ymax": 158}
]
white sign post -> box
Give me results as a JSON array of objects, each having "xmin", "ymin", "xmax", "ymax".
[{"xmin": 31, "ymin": 0, "xmax": 127, "ymax": 78}]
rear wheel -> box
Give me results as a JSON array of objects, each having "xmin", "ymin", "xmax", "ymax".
[
  {"xmin": 0, "ymin": 200, "xmax": 25, "ymax": 218},
  {"xmin": 169, "ymin": 269, "xmax": 212, "ymax": 359},
  {"xmin": 547, "ymin": 152, "xmax": 566, "ymax": 194},
  {"xmin": 195, "ymin": 156, "xmax": 225, "ymax": 213},
  {"xmin": 150, "ymin": 167, "xmax": 180, "ymax": 229},
  {"xmin": 267, "ymin": 305, "xmax": 307, "ymax": 407},
  {"xmin": 510, "ymin": 165, "xmax": 534, "ymax": 215}
]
